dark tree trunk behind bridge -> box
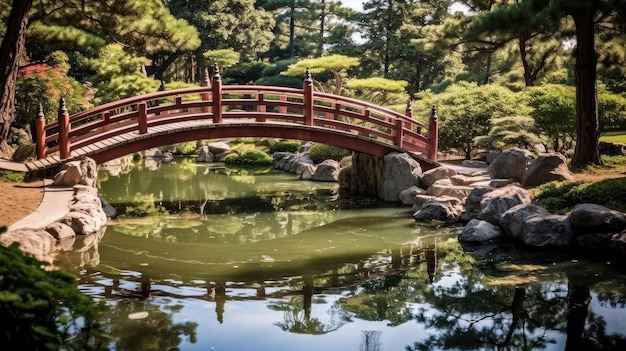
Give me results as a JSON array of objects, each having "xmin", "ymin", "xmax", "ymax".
[
  {"xmin": 569, "ymin": 0, "xmax": 602, "ymax": 168},
  {"xmin": 0, "ymin": 0, "xmax": 33, "ymax": 157}
]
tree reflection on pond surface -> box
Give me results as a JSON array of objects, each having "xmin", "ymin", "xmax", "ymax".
[{"xmin": 56, "ymin": 159, "xmax": 626, "ymax": 350}]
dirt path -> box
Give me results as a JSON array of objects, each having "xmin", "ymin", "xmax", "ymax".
[{"xmin": 0, "ymin": 179, "xmax": 45, "ymax": 226}]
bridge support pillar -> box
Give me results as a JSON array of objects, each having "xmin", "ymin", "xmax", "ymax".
[
  {"xmin": 58, "ymin": 97, "xmax": 70, "ymax": 159},
  {"xmin": 35, "ymin": 104, "xmax": 46, "ymax": 159}
]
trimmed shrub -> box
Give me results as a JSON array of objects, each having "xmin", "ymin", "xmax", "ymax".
[
  {"xmin": 308, "ymin": 144, "xmax": 351, "ymax": 163},
  {"xmin": 269, "ymin": 140, "xmax": 302, "ymax": 153},
  {"xmin": 224, "ymin": 150, "xmax": 273, "ymax": 165}
]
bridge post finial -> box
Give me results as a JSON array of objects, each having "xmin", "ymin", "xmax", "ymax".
[
  {"xmin": 212, "ymin": 63, "xmax": 221, "ymax": 82},
  {"xmin": 35, "ymin": 103, "xmax": 46, "ymax": 159},
  {"xmin": 428, "ymin": 104, "xmax": 439, "ymax": 161},
  {"xmin": 304, "ymin": 68, "xmax": 313, "ymax": 86},
  {"xmin": 58, "ymin": 96, "xmax": 71, "ymax": 159},
  {"xmin": 405, "ymin": 98, "xmax": 413, "ymax": 118},
  {"xmin": 58, "ymin": 96, "xmax": 68, "ymax": 115},
  {"xmin": 202, "ymin": 68, "xmax": 210, "ymax": 87}
]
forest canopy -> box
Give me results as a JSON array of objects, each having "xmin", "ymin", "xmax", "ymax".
[{"xmin": 0, "ymin": 0, "xmax": 624, "ymax": 166}]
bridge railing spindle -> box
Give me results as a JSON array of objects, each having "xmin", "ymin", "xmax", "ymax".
[
  {"xmin": 58, "ymin": 97, "xmax": 71, "ymax": 159},
  {"xmin": 35, "ymin": 103, "xmax": 46, "ymax": 159}
]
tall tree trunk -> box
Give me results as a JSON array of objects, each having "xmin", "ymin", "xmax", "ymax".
[
  {"xmin": 0, "ymin": 0, "xmax": 33, "ymax": 157},
  {"xmin": 289, "ymin": 0, "xmax": 296, "ymax": 57},
  {"xmin": 317, "ymin": 0, "xmax": 326, "ymax": 56},
  {"xmin": 570, "ymin": 0, "xmax": 602, "ymax": 168}
]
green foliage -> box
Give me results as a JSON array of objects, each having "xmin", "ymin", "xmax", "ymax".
[
  {"xmin": 534, "ymin": 179, "xmax": 626, "ymax": 213},
  {"xmin": 203, "ymin": 49, "xmax": 241, "ymax": 69},
  {"xmin": 224, "ymin": 149, "xmax": 273, "ymax": 165},
  {"xmin": 223, "ymin": 61, "xmax": 270, "ymax": 84},
  {"xmin": 123, "ymin": 193, "xmax": 168, "ymax": 217},
  {"xmin": 598, "ymin": 90, "xmax": 626, "ymax": 131},
  {"xmin": 523, "ymin": 84, "xmax": 576, "ymax": 152},
  {"xmin": 308, "ymin": 143, "xmax": 351, "ymax": 163},
  {"xmin": 343, "ymin": 77, "xmax": 409, "ymax": 105},
  {"xmin": 435, "ymin": 82, "xmax": 524, "ymax": 159},
  {"xmin": 269, "ymin": 140, "xmax": 302, "ymax": 153},
  {"xmin": 161, "ymin": 142, "xmax": 197, "ymax": 155},
  {"xmin": 474, "ymin": 115, "xmax": 542, "ymax": 150},
  {"xmin": 88, "ymin": 44, "xmax": 160, "ymax": 105},
  {"xmin": 0, "ymin": 171, "xmax": 26, "ymax": 182},
  {"xmin": 0, "ymin": 244, "xmax": 108, "ymax": 350}
]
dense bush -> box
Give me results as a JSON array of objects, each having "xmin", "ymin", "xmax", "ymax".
[
  {"xmin": 0, "ymin": 242, "xmax": 108, "ymax": 350},
  {"xmin": 269, "ymin": 140, "xmax": 302, "ymax": 153},
  {"xmin": 308, "ymin": 144, "xmax": 351, "ymax": 163},
  {"xmin": 224, "ymin": 149, "xmax": 273, "ymax": 165},
  {"xmin": 533, "ymin": 178, "xmax": 626, "ymax": 213}
]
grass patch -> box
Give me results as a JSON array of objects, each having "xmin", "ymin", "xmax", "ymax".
[
  {"xmin": 600, "ymin": 130, "xmax": 626, "ymax": 144},
  {"xmin": 0, "ymin": 171, "xmax": 26, "ymax": 182}
]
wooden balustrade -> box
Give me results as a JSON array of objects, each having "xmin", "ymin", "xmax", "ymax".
[{"xmin": 35, "ymin": 68, "xmax": 439, "ymax": 163}]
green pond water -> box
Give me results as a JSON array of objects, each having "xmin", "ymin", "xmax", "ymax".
[{"xmin": 57, "ymin": 157, "xmax": 626, "ymax": 351}]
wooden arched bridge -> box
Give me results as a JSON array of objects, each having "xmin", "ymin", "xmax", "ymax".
[{"xmin": 28, "ymin": 70, "xmax": 438, "ymax": 171}]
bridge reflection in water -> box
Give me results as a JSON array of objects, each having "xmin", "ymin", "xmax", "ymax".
[{"xmin": 61, "ymin": 225, "xmax": 439, "ymax": 326}]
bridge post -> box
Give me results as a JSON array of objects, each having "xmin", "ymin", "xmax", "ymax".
[
  {"xmin": 201, "ymin": 68, "xmax": 211, "ymax": 113},
  {"xmin": 212, "ymin": 64, "xmax": 223, "ymax": 123},
  {"xmin": 138, "ymin": 102, "xmax": 148, "ymax": 134},
  {"xmin": 303, "ymin": 69, "xmax": 313, "ymax": 126},
  {"xmin": 35, "ymin": 103, "xmax": 46, "ymax": 159},
  {"xmin": 256, "ymin": 93, "xmax": 266, "ymax": 122},
  {"xmin": 395, "ymin": 119, "xmax": 404, "ymax": 148},
  {"xmin": 58, "ymin": 97, "xmax": 70, "ymax": 159},
  {"xmin": 428, "ymin": 105, "xmax": 439, "ymax": 161}
]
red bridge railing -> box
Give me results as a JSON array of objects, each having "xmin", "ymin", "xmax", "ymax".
[{"xmin": 35, "ymin": 69, "xmax": 438, "ymax": 161}]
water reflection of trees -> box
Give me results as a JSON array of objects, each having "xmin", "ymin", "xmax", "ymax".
[{"xmin": 405, "ymin": 243, "xmax": 626, "ymax": 351}]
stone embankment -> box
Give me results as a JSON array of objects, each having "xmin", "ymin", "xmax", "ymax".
[
  {"xmin": 1, "ymin": 157, "xmax": 110, "ymax": 264},
  {"xmin": 275, "ymin": 147, "xmax": 626, "ymax": 260}
]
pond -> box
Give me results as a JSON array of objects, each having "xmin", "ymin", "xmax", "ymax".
[{"xmin": 56, "ymin": 157, "xmax": 626, "ymax": 351}]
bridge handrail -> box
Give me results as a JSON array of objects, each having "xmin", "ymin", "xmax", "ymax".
[{"xmin": 35, "ymin": 72, "xmax": 438, "ymax": 161}]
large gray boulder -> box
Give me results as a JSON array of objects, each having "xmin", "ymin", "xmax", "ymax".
[
  {"xmin": 196, "ymin": 146, "xmax": 214, "ymax": 162},
  {"xmin": 463, "ymin": 186, "xmax": 494, "ymax": 221},
  {"xmin": 381, "ymin": 152, "xmax": 422, "ymax": 202},
  {"xmin": 487, "ymin": 148, "xmax": 532, "ymax": 181},
  {"xmin": 207, "ymin": 141, "xmax": 230, "ymax": 154},
  {"xmin": 501, "ymin": 203, "xmax": 573, "ymax": 248},
  {"xmin": 311, "ymin": 159, "xmax": 340, "ymax": 182},
  {"xmin": 521, "ymin": 153, "xmax": 573, "ymax": 187},
  {"xmin": 59, "ymin": 186, "xmax": 107, "ymax": 235},
  {"xmin": 53, "ymin": 157, "xmax": 98, "ymax": 187},
  {"xmin": 458, "ymin": 219, "xmax": 504, "ymax": 243},
  {"xmin": 567, "ymin": 203, "xmax": 626, "ymax": 234},
  {"xmin": 413, "ymin": 197, "xmax": 462, "ymax": 223},
  {"xmin": 399, "ymin": 186, "xmax": 428, "ymax": 206},
  {"xmin": 426, "ymin": 179, "xmax": 473, "ymax": 200},
  {"xmin": 273, "ymin": 152, "xmax": 293, "ymax": 169},
  {"xmin": 421, "ymin": 166, "xmax": 457, "ymax": 188},
  {"xmin": 0, "ymin": 229, "xmax": 57, "ymax": 263},
  {"xmin": 478, "ymin": 186, "xmax": 532, "ymax": 225}
]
